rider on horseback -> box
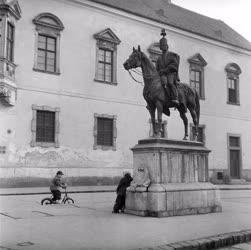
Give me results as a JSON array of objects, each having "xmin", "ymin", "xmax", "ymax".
[{"xmin": 156, "ymin": 29, "xmax": 180, "ymax": 107}]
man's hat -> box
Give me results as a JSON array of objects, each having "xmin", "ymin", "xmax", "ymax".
[
  {"xmin": 57, "ymin": 170, "xmax": 64, "ymax": 175},
  {"xmin": 159, "ymin": 28, "xmax": 168, "ymax": 48}
]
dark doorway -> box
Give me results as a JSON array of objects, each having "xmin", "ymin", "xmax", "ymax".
[{"xmin": 228, "ymin": 136, "xmax": 241, "ymax": 179}]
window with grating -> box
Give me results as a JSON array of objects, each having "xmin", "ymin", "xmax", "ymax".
[
  {"xmin": 97, "ymin": 117, "xmax": 113, "ymax": 146},
  {"xmin": 229, "ymin": 136, "xmax": 240, "ymax": 147},
  {"xmin": 36, "ymin": 110, "xmax": 55, "ymax": 142},
  {"xmin": 191, "ymin": 126, "xmax": 204, "ymax": 143}
]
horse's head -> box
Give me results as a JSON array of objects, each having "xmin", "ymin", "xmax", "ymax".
[{"xmin": 123, "ymin": 45, "xmax": 142, "ymax": 70}]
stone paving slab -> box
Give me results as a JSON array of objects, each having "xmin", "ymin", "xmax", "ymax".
[{"xmin": 134, "ymin": 231, "xmax": 251, "ymax": 250}]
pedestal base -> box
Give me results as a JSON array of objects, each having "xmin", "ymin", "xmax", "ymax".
[{"xmin": 125, "ymin": 183, "xmax": 222, "ymax": 217}]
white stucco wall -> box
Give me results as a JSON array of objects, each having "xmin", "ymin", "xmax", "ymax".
[{"xmin": 1, "ymin": 0, "xmax": 251, "ymax": 181}]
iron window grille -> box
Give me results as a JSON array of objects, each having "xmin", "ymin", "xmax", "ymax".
[{"xmin": 36, "ymin": 110, "xmax": 55, "ymax": 143}]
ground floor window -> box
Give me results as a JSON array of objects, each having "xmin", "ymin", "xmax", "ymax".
[
  {"xmin": 31, "ymin": 105, "xmax": 60, "ymax": 147},
  {"xmin": 93, "ymin": 113, "xmax": 117, "ymax": 150},
  {"xmin": 190, "ymin": 124, "xmax": 205, "ymax": 144}
]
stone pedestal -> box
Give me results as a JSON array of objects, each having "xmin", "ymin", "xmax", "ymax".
[{"xmin": 125, "ymin": 138, "xmax": 222, "ymax": 217}]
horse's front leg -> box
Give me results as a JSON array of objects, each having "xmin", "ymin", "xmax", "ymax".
[
  {"xmin": 156, "ymin": 101, "xmax": 163, "ymax": 138},
  {"xmin": 147, "ymin": 104, "xmax": 156, "ymax": 137}
]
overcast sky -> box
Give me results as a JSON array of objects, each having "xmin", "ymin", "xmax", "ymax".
[{"xmin": 172, "ymin": 0, "xmax": 251, "ymax": 42}]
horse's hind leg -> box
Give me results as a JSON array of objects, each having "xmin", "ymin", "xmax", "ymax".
[{"xmin": 179, "ymin": 110, "xmax": 188, "ymax": 140}]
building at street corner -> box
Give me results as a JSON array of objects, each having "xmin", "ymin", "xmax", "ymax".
[{"xmin": 0, "ymin": 0, "xmax": 251, "ymax": 187}]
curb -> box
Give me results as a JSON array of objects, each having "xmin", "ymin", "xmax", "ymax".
[
  {"xmin": 136, "ymin": 230, "xmax": 251, "ymax": 250},
  {"xmin": 0, "ymin": 189, "xmax": 115, "ymax": 196}
]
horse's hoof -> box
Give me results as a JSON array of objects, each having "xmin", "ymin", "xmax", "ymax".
[{"xmin": 183, "ymin": 136, "xmax": 188, "ymax": 140}]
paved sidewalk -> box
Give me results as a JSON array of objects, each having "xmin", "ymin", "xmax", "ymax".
[
  {"xmin": 218, "ymin": 242, "xmax": 251, "ymax": 249},
  {"xmin": 1, "ymin": 184, "xmax": 251, "ymax": 195},
  {"xmin": 1, "ymin": 190, "xmax": 251, "ymax": 249}
]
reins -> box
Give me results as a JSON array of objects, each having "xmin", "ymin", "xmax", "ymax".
[{"xmin": 127, "ymin": 68, "xmax": 159, "ymax": 86}]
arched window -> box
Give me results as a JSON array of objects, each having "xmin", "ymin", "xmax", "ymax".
[
  {"xmin": 33, "ymin": 13, "xmax": 64, "ymax": 74},
  {"xmin": 225, "ymin": 63, "xmax": 241, "ymax": 105},
  {"xmin": 188, "ymin": 53, "xmax": 207, "ymax": 99}
]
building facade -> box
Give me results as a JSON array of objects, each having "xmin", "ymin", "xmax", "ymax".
[{"xmin": 1, "ymin": 0, "xmax": 251, "ymax": 186}]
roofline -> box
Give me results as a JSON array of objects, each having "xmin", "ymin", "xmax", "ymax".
[{"xmin": 89, "ymin": 0, "xmax": 251, "ymax": 52}]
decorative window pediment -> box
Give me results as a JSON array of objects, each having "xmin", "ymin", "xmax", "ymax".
[
  {"xmin": 188, "ymin": 53, "xmax": 207, "ymax": 66},
  {"xmin": 33, "ymin": 13, "xmax": 64, "ymax": 31},
  {"xmin": 225, "ymin": 63, "xmax": 241, "ymax": 76},
  {"xmin": 0, "ymin": 0, "xmax": 21, "ymax": 20},
  {"xmin": 94, "ymin": 28, "xmax": 121, "ymax": 45}
]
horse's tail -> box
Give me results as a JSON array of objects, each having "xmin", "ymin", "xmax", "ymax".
[{"xmin": 195, "ymin": 90, "xmax": 200, "ymax": 125}]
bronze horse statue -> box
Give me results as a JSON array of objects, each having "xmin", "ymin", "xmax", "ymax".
[{"xmin": 123, "ymin": 46, "xmax": 200, "ymax": 140}]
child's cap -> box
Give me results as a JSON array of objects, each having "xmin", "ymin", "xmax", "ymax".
[{"xmin": 57, "ymin": 170, "xmax": 64, "ymax": 175}]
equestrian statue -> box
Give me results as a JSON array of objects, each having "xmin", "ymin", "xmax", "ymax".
[{"xmin": 123, "ymin": 29, "xmax": 200, "ymax": 140}]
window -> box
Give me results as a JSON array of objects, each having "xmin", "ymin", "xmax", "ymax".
[
  {"xmin": 188, "ymin": 53, "xmax": 207, "ymax": 99},
  {"xmin": 94, "ymin": 28, "xmax": 121, "ymax": 85},
  {"xmin": 36, "ymin": 111, "xmax": 55, "ymax": 142},
  {"xmin": 227, "ymin": 78, "xmax": 238, "ymax": 103},
  {"xmin": 97, "ymin": 118, "xmax": 113, "ymax": 146},
  {"xmin": 225, "ymin": 63, "xmax": 241, "ymax": 105},
  {"xmin": 97, "ymin": 49, "xmax": 113, "ymax": 82},
  {"xmin": 149, "ymin": 119, "xmax": 167, "ymax": 138},
  {"xmin": 33, "ymin": 13, "xmax": 64, "ymax": 74},
  {"xmin": 7, "ymin": 22, "xmax": 14, "ymax": 62},
  {"xmin": 37, "ymin": 35, "xmax": 56, "ymax": 72},
  {"xmin": 93, "ymin": 114, "xmax": 117, "ymax": 150},
  {"xmin": 31, "ymin": 105, "xmax": 60, "ymax": 147},
  {"xmin": 190, "ymin": 124, "xmax": 205, "ymax": 144},
  {"xmin": 190, "ymin": 70, "xmax": 201, "ymax": 95}
]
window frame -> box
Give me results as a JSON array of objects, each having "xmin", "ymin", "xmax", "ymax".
[
  {"xmin": 36, "ymin": 110, "xmax": 56, "ymax": 143},
  {"xmin": 190, "ymin": 123, "xmax": 206, "ymax": 145},
  {"xmin": 94, "ymin": 28, "xmax": 121, "ymax": 85},
  {"xmin": 93, "ymin": 113, "xmax": 117, "ymax": 151},
  {"xmin": 97, "ymin": 48, "xmax": 114, "ymax": 83},
  {"xmin": 32, "ymin": 13, "xmax": 64, "ymax": 75},
  {"xmin": 31, "ymin": 105, "xmax": 60, "ymax": 148},
  {"xmin": 37, "ymin": 34, "xmax": 57, "ymax": 73},
  {"xmin": 188, "ymin": 54, "xmax": 207, "ymax": 100},
  {"xmin": 225, "ymin": 63, "xmax": 241, "ymax": 105}
]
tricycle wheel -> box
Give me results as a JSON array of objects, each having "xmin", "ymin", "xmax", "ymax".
[
  {"xmin": 64, "ymin": 197, "xmax": 74, "ymax": 204},
  {"xmin": 41, "ymin": 198, "xmax": 52, "ymax": 205}
]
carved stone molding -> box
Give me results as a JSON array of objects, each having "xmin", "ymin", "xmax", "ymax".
[{"xmin": 0, "ymin": 82, "xmax": 16, "ymax": 105}]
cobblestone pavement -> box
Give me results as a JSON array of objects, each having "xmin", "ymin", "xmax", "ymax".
[{"xmin": 0, "ymin": 190, "xmax": 251, "ymax": 249}]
